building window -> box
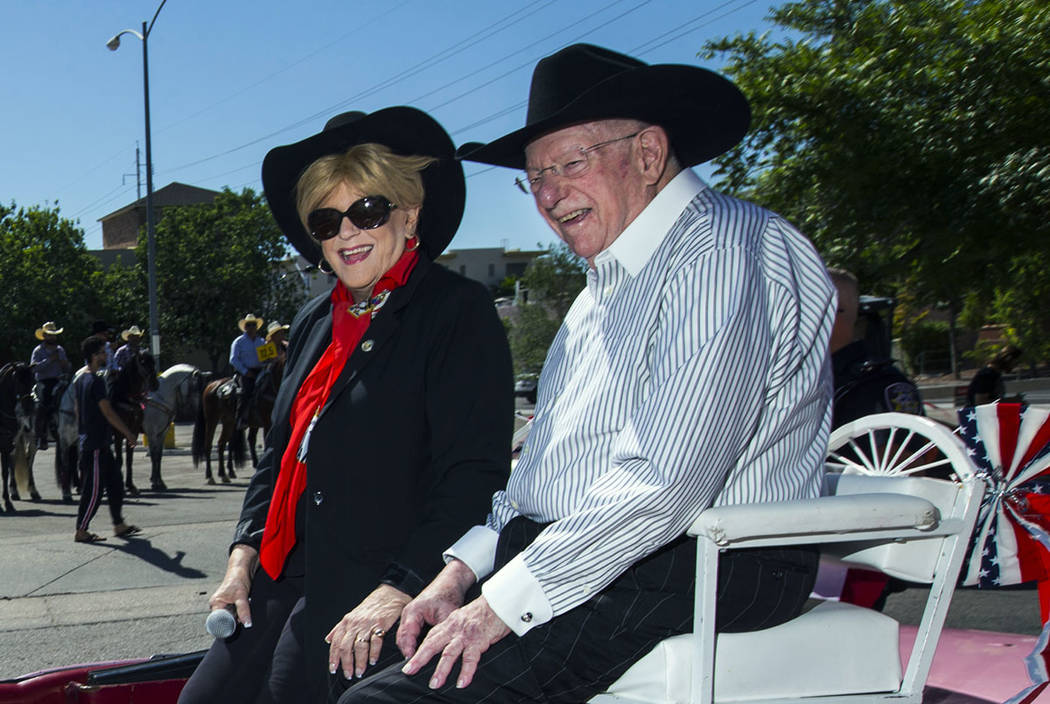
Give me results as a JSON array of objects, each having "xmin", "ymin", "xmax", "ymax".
[
  {"xmin": 459, "ymin": 265, "xmax": 466, "ymax": 275},
  {"xmin": 506, "ymin": 262, "xmax": 527, "ymax": 277},
  {"xmin": 488, "ymin": 263, "xmax": 495, "ymax": 277}
]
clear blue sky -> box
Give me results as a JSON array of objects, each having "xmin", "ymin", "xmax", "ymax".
[{"xmin": 1, "ymin": 0, "xmax": 782, "ymax": 256}]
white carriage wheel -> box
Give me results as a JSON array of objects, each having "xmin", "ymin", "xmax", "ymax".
[{"xmin": 827, "ymin": 412, "xmax": 976, "ymax": 481}]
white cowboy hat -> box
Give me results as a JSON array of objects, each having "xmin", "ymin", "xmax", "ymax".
[
  {"xmin": 121, "ymin": 325, "xmax": 144, "ymax": 341},
  {"xmin": 266, "ymin": 321, "xmax": 290, "ymax": 342},
  {"xmin": 238, "ymin": 314, "xmax": 264, "ymax": 332},
  {"xmin": 35, "ymin": 321, "xmax": 64, "ymax": 340}
]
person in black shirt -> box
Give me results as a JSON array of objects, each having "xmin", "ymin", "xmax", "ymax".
[
  {"xmin": 73, "ymin": 336, "xmax": 142, "ymax": 544},
  {"xmin": 829, "ymin": 269, "xmax": 922, "ymax": 428},
  {"xmin": 967, "ymin": 345, "xmax": 1022, "ymax": 406},
  {"xmin": 828, "ymin": 269, "xmax": 923, "ymax": 609}
]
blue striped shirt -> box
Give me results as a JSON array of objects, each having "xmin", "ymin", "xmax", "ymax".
[{"xmin": 448, "ymin": 169, "xmax": 835, "ymax": 635}]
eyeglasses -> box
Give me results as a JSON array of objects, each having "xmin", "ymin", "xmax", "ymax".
[
  {"xmin": 514, "ymin": 131, "xmax": 640, "ymax": 194},
  {"xmin": 306, "ymin": 196, "xmax": 398, "ymax": 241}
]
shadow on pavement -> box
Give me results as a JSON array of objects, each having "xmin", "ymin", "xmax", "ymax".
[{"xmin": 111, "ymin": 536, "xmax": 207, "ymax": 579}]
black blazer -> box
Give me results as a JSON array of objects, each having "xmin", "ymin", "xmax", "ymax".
[{"xmin": 233, "ymin": 255, "xmax": 513, "ymax": 688}]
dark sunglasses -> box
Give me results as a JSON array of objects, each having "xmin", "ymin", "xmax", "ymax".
[{"xmin": 306, "ymin": 196, "xmax": 398, "ymax": 241}]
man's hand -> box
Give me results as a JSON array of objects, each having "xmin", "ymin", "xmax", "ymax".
[
  {"xmin": 401, "ymin": 596, "xmax": 510, "ymax": 690},
  {"xmin": 396, "ymin": 559, "xmax": 477, "ymax": 660}
]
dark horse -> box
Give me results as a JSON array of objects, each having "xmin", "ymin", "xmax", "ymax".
[
  {"xmin": 109, "ymin": 351, "xmax": 159, "ymax": 496},
  {"xmin": 192, "ymin": 357, "xmax": 283, "ymax": 484},
  {"xmin": 0, "ymin": 363, "xmax": 36, "ymax": 513}
]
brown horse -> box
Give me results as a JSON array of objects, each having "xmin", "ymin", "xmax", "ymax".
[
  {"xmin": 192, "ymin": 357, "xmax": 282, "ymax": 484},
  {"xmin": 110, "ymin": 351, "xmax": 159, "ymax": 496}
]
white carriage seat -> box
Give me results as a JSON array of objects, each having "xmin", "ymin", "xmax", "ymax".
[
  {"xmin": 601, "ymin": 600, "xmax": 900, "ymax": 703},
  {"xmin": 592, "ymin": 468, "xmax": 983, "ymax": 704}
]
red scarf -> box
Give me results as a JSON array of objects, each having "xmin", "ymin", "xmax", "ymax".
[{"xmin": 259, "ymin": 247, "xmax": 419, "ymax": 578}]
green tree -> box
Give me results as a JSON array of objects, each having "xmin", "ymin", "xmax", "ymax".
[
  {"xmin": 520, "ymin": 242, "xmax": 586, "ymax": 319},
  {"xmin": 705, "ymin": 0, "xmax": 1050, "ymax": 375},
  {"xmin": 91, "ymin": 261, "xmax": 147, "ymax": 337},
  {"xmin": 0, "ymin": 202, "xmax": 103, "ymax": 362},
  {"xmin": 505, "ymin": 243, "xmax": 587, "ymax": 375},
  {"xmin": 992, "ymin": 251, "xmax": 1050, "ymax": 366},
  {"xmin": 146, "ymin": 188, "xmax": 303, "ymax": 370}
]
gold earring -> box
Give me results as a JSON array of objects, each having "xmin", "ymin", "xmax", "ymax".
[
  {"xmin": 405, "ymin": 235, "xmax": 420, "ymax": 252},
  {"xmin": 317, "ymin": 258, "xmax": 334, "ymax": 275}
]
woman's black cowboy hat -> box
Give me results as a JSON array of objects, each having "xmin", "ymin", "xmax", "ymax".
[
  {"xmin": 457, "ymin": 43, "xmax": 750, "ymax": 170},
  {"xmin": 262, "ymin": 106, "xmax": 465, "ymax": 264}
]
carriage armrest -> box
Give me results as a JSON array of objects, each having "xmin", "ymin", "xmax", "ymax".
[{"xmin": 688, "ymin": 493, "xmax": 939, "ymax": 547}]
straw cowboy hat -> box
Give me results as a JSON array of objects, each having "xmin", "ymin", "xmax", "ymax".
[
  {"xmin": 262, "ymin": 106, "xmax": 465, "ymax": 265},
  {"xmin": 457, "ymin": 43, "xmax": 751, "ymax": 170},
  {"xmin": 121, "ymin": 325, "xmax": 144, "ymax": 341},
  {"xmin": 35, "ymin": 321, "xmax": 64, "ymax": 340},
  {"xmin": 238, "ymin": 314, "xmax": 264, "ymax": 332},
  {"xmin": 266, "ymin": 321, "xmax": 290, "ymax": 342}
]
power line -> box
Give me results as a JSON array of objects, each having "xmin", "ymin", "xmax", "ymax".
[
  {"xmin": 160, "ymin": 0, "xmax": 557, "ymax": 176},
  {"xmin": 78, "ymin": 0, "xmax": 762, "ymax": 223},
  {"xmin": 159, "ymin": 0, "xmax": 644, "ymax": 186},
  {"xmin": 630, "ymin": 0, "xmax": 759, "ymax": 57},
  {"xmin": 152, "ymin": 0, "xmax": 417, "ymax": 138}
]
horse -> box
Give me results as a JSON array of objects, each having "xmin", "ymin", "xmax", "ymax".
[
  {"xmin": 0, "ymin": 363, "xmax": 37, "ymax": 512},
  {"xmin": 55, "ymin": 369, "xmax": 84, "ymax": 502},
  {"xmin": 192, "ymin": 357, "xmax": 283, "ymax": 484},
  {"xmin": 6, "ymin": 364, "xmax": 52, "ymax": 505},
  {"xmin": 109, "ymin": 351, "xmax": 159, "ymax": 496},
  {"xmin": 141, "ymin": 364, "xmax": 206, "ymax": 490},
  {"xmin": 243, "ymin": 356, "xmax": 283, "ymax": 467}
]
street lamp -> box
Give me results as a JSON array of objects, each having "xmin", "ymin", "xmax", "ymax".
[{"xmin": 106, "ymin": 0, "xmax": 167, "ymax": 366}]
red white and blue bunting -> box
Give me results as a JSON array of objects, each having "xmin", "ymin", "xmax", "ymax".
[{"xmin": 957, "ymin": 403, "xmax": 1050, "ymax": 703}]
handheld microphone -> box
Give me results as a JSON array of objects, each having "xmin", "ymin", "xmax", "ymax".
[{"xmin": 205, "ymin": 606, "xmax": 238, "ymax": 639}]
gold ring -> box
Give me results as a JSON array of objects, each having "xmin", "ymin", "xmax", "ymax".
[
  {"xmin": 371, "ymin": 627, "xmax": 386, "ymax": 638},
  {"xmin": 355, "ymin": 636, "xmax": 368, "ymax": 644}
]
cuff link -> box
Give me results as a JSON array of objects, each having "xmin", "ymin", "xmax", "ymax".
[{"xmin": 520, "ymin": 612, "xmax": 533, "ymax": 623}]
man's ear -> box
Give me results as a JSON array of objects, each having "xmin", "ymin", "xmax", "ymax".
[{"xmin": 637, "ymin": 126, "xmax": 671, "ymax": 186}]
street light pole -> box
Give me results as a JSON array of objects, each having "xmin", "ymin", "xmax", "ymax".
[
  {"xmin": 140, "ymin": 19, "xmax": 161, "ymax": 366},
  {"xmin": 107, "ymin": 0, "xmax": 167, "ymax": 366}
]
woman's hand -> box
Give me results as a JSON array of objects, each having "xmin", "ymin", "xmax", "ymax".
[
  {"xmin": 208, "ymin": 544, "xmax": 258, "ymax": 628},
  {"xmin": 325, "ymin": 584, "xmax": 412, "ymax": 680}
]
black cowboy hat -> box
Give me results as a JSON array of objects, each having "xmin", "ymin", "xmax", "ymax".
[
  {"xmin": 457, "ymin": 44, "xmax": 750, "ymax": 170},
  {"xmin": 262, "ymin": 106, "xmax": 465, "ymax": 264}
]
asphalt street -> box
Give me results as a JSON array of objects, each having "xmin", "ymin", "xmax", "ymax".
[{"xmin": 0, "ymin": 397, "xmax": 1045, "ymax": 681}]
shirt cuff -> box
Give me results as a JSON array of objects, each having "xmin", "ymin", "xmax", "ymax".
[
  {"xmin": 443, "ymin": 525, "xmax": 498, "ymax": 582},
  {"xmin": 481, "ymin": 554, "xmax": 553, "ymax": 636}
]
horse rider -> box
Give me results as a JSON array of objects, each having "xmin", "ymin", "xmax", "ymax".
[
  {"xmin": 230, "ymin": 314, "xmax": 265, "ymax": 430},
  {"xmin": 265, "ymin": 321, "xmax": 290, "ymax": 362},
  {"xmin": 114, "ymin": 325, "xmax": 144, "ymax": 372},
  {"xmin": 89, "ymin": 320, "xmax": 119, "ymax": 374},
  {"xmin": 30, "ymin": 321, "xmax": 72, "ymax": 450}
]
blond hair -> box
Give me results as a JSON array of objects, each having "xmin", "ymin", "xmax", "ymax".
[{"xmin": 295, "ymin": 143, "xmax": 435, "ymax": 228}]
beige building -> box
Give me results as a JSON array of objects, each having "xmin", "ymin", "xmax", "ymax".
[{"xmin": 436, "ymin": 247, "xmax": 545, "ymax": 290}]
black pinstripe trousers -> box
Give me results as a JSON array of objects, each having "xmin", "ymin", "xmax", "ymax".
[{"xmin": 338, "ymin": 517, "xmax": 817, "ymax": 704}]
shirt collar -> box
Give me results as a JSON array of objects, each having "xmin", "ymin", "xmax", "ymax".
[{"xmin": 595, "ymin": 169, "xmax": 705, "ymax": 277}]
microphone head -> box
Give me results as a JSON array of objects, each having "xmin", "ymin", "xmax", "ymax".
[{"xmin": 205, "ymin": 608, "xmax": 237, "ymax": 639}]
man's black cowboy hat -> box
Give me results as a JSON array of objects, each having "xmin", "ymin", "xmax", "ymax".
[
  {"xmin": 457, "ymin": 43, "xmax": 750, "ymax": 170},
  {"xmin": 262, "ymin": 106, "xmax": 465, "ymax": 264}
]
